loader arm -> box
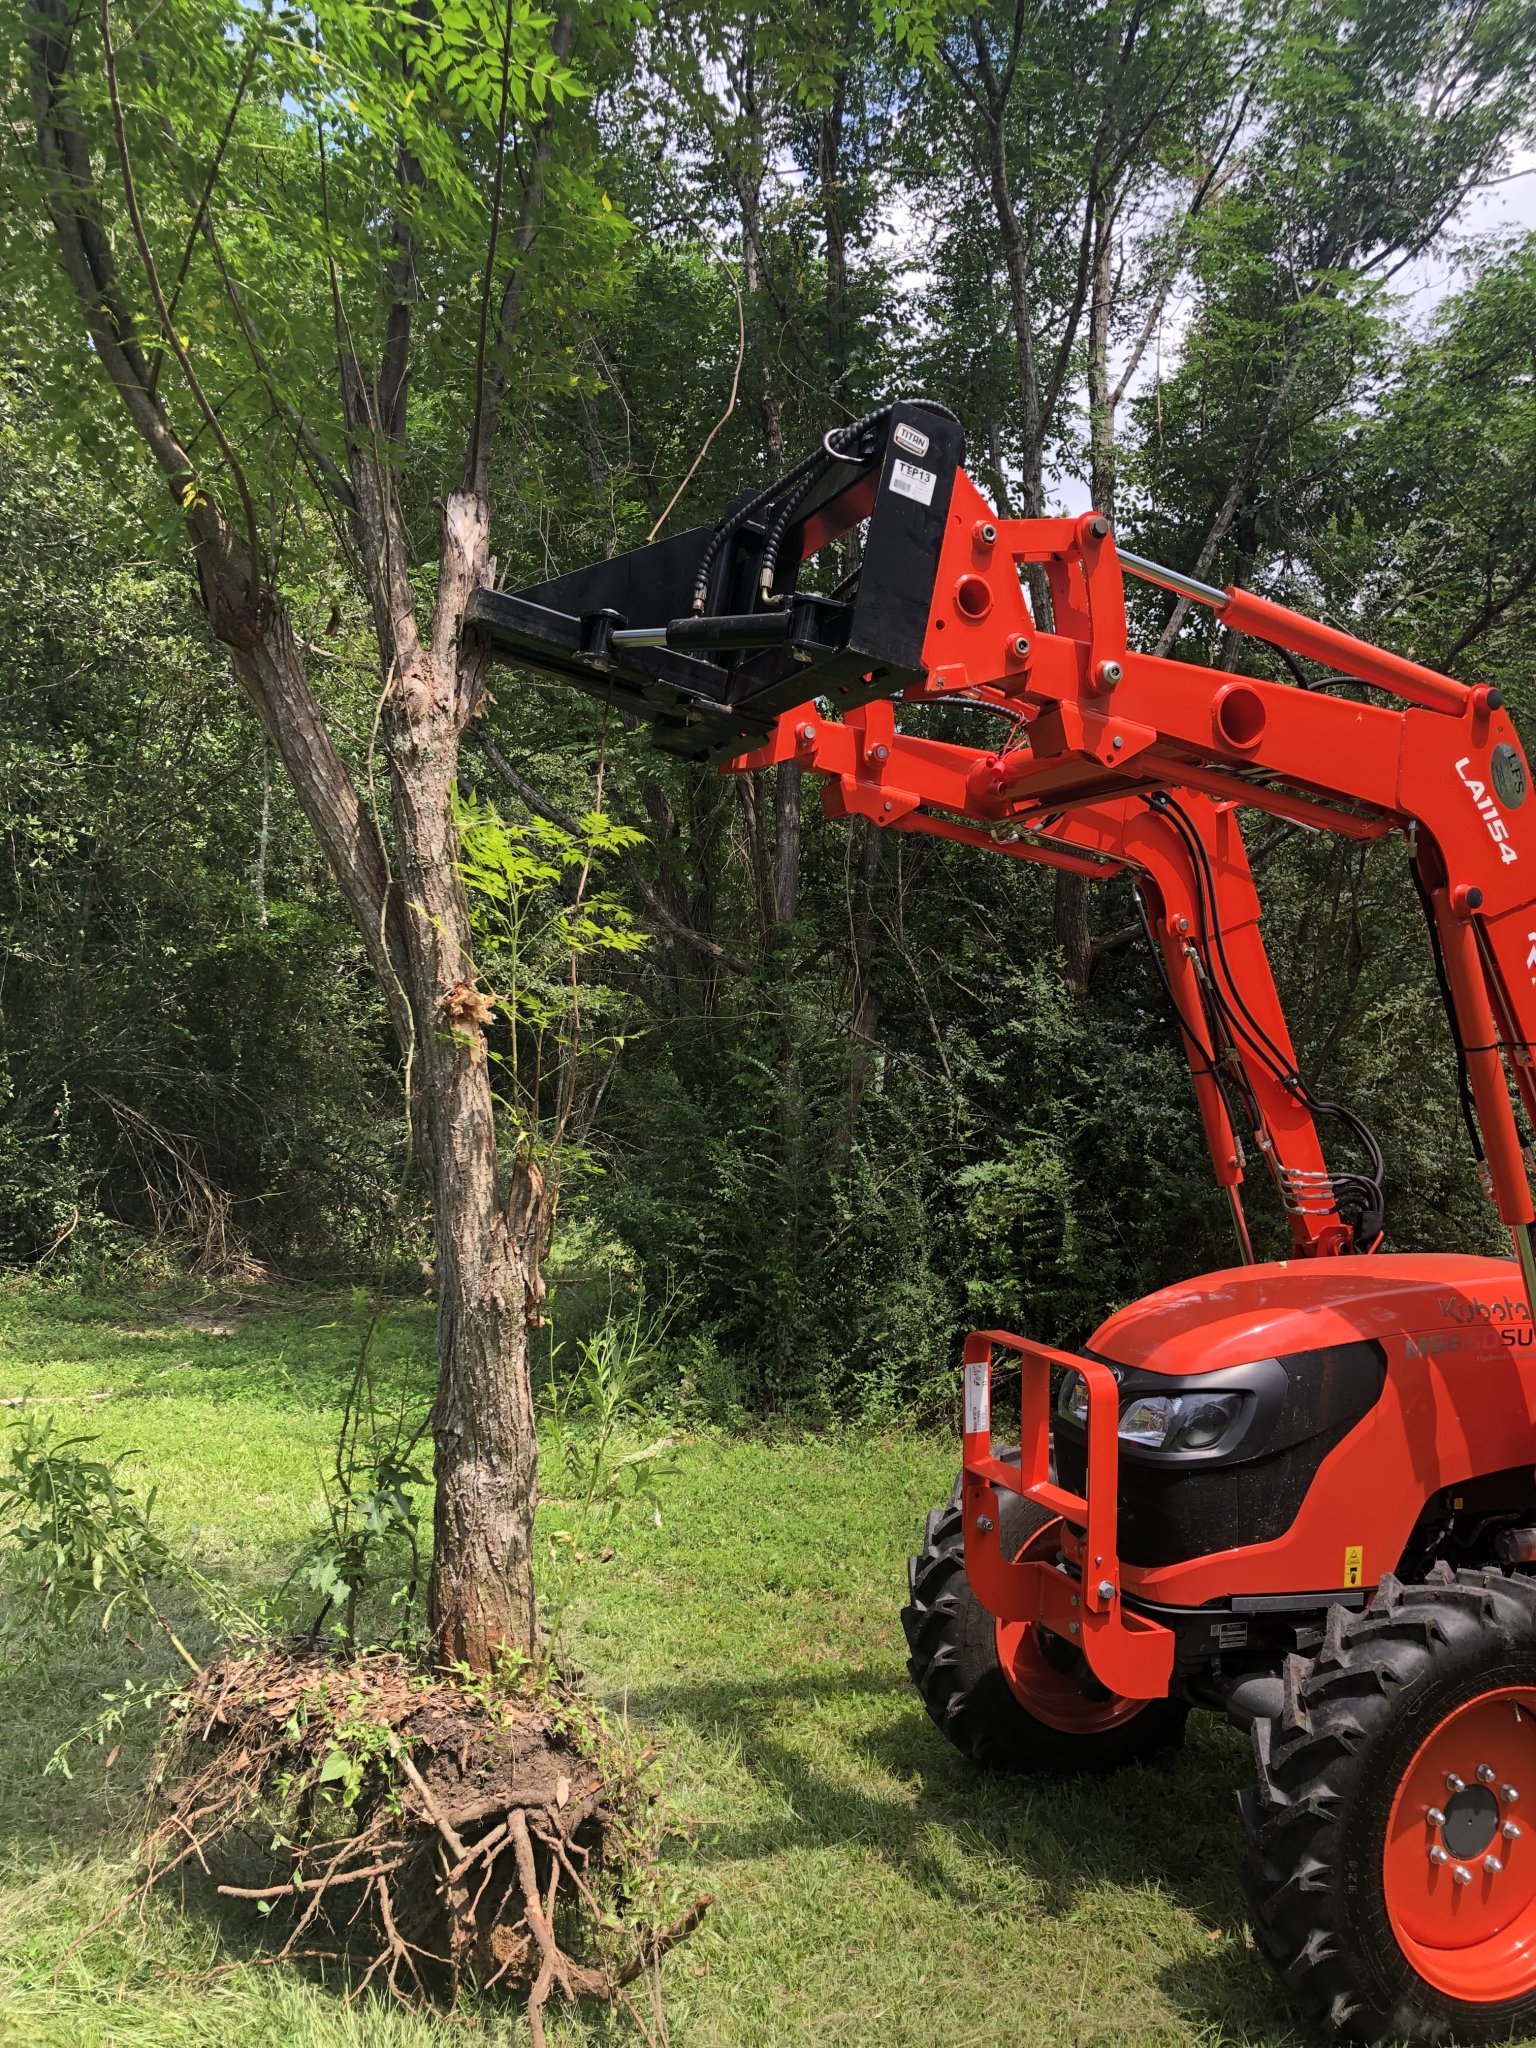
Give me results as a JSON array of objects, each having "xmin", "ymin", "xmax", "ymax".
[{"xmin": 467, "ymin": 400, "xmax": 1536, "ymax": 1294}]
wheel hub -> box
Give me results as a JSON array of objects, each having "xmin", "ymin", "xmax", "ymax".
[{"xmin": 1442, "ymin": 1783, "xmax": 1500, "ymax": 1861}]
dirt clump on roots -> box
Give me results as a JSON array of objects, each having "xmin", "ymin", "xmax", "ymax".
[{"xmin": 141, "ymin": 1643, "xmax": 707, "ymax": 2038}]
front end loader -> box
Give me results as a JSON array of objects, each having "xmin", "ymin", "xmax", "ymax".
[{"xmin": 471, "ymin": 400, "xmax": 1536, "ymax": 2043}]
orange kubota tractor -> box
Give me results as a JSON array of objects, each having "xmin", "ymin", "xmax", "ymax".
[{"xmin": 470, "ymin": 400, "xmax": 1536, "ymax": 2043}]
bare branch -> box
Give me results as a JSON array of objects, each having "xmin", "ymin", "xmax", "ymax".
[
  {"xmin": 315, "ymin": 115, "xmax": 421, "ymax": 684},
  {"xmin": 466, "ymin": 0, "xmax": 520, "ymax": 497},
  {"xmin": 1151, "ymin": 350, "xmax": 1307, "ymax": 654},
  {"xmin": 1111, "ymin": 82, "xmax": 1253, "ymax": 410},
  {"xmin": 1443, "ymin": 550, "xmax": 1536, "ymax": 664},
  {"xmin": 149, "ymin": 12, "xmax": 266, "ymax": 400},
  {"xmin": 646, "ymin": 267, "xmax": 745, "ymax": 541},
  {"xmin": 474, "ymin": 732, "xmax": 752, "ymax": 976},
  {"xmin": 98, "ymin": 0, "xmax": 264, "ymax": 596},
  {"xmin": 28, "ymin": 0, "xmax": 192, "ymax": 483},
  {"xmin": 377, "ymin": 145, "xmax": 422, "ymax": 452},
  {"xmin": 207, "ymin": 233, "xmax": 358, "ymax": 516},
  {"xmin": 466, "ymin": 11, "xmax": 575, "ymax": 499}
]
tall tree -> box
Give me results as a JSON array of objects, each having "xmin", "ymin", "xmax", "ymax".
[
  {"xmin": 1133, "ymin": 0, "xmax": 1536, "ymax": 651},
  {"xmin": 898, "ymin": 0, "xmax": 1246, "ymax": 984},
  {"xmin": 9, "ymin": 0, "xmax": 634, "ymax": 1665}
]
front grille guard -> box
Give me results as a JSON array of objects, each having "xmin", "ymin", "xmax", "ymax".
[{"xmin": 960, "ymin": 1329, "xmax": 1175, "ymax": 1700}]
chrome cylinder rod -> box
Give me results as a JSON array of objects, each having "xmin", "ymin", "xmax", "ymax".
[{"xmin": 1117, "ymin": 547, "xmax": 1226, "ymax": 609}]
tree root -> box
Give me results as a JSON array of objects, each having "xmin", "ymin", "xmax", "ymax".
[{"xmin": 134, "ymin": 1644, "xmax": 706, "ymax": 2032}]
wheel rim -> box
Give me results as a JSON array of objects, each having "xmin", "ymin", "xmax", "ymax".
[
  {"xmin": 993, "ymin": 1517, "xmax": 1154, "ymax": 1734},
  {"xmin": 1383, "ymin": 1684, "xmax": 1536, "ymax": 2001}
]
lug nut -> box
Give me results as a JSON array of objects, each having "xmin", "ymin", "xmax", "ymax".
[
  {"xmin": 1485, "ymin": 1855, "xmax": 1504, "ymax": 1875},
  {"xmin": 1097, "ymin": 1579, "xmax": 1115, "ymax": 1601},
  {"xmin": 1504, "ymin": 1784, "xmax": 1521, "ymax": 1803},
  {"xmin": 1429, "ymin": 1844, "xmax": 1450, "ymax": 1864},
  {"xmin": 1447, "ymin": 1774, "xmax": 1466, "ymax": 1793},
  {"xmin": 1427, "ymin": 1807, "xmax": 1447, "ymax": 1827},
  {"xmin": 1478, "ymin": 1763, "xmax": 1497, "ymax": 1784},
  {"xmin": 1505, "ymin": 1821, "xmax": 1523, "ymax": 1840},
  {"xmin": 1453, "ymin": 1864, "xmax": 1474, "ymax": 1885}
]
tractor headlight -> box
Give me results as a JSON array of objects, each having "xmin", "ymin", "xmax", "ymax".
[
  {"xmin": 1119, "ymin": 1390, "xmax": 1244, "ymax": 1452},
  {"xmin": 1057, "ymin": 1371, "xmax": 1246, "ymax": 1454}
]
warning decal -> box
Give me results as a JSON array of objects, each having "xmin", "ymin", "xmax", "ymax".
[
  {"xmin": 1344, "ymin": 1545, "xmax": 1363, "ymax": 1588},
  {"xmin": 963, "ymin": 1360, "xmax": 989, "ymax": 1437}
]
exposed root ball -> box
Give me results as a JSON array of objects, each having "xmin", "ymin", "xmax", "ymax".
[{"xmin": 144, "ymin": 1645, "xmax": 706, "ymax": 2036}]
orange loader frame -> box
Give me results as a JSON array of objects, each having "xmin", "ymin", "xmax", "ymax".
[{"xmin": 715, "ymin": 466, "xmax": 1536, "ymax": 1705}]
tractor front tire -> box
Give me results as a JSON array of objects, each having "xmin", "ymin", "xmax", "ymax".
[
  {"xmin": 1241, "ymin": 1565, "xmax": 1536, "ymax": 2044},
  {"xmin": 901, "ymin": 1458, "xmax": 1187, "ymax": 1774}
]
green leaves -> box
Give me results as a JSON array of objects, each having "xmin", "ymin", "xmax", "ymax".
[
  {"xmin": 455, "ymin": 790, "xmax": 646, "ymax": 1156},
  {"xmin": 0, "ymin": 1412, "xmax": 257, "ymax": 1672}
]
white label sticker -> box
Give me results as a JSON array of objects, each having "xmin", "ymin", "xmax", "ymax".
[
  {"xmin": 963, "ymin": 1360, "xmax": 990, "ymax": 1436},
  {"xmin": 893, "ymin": 421, "xmax": 931, "ymax": 458},
  {"xmin": 889, "ymin": 458, "xmax": 936, "ymax": 507}
]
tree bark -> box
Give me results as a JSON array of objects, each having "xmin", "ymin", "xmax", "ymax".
[
  {"xmin": 344, "ymin": 375, "xmax": 546, "ymax": 1665},
  {"xmin": 1053, "ymin": 857, "xmax": 1095, "ymax": 993},
  {"xmin": 773, "ymin": 760, "xmax": 802, "ymax": 926},
  {"xmin": 1087, "ymin": 213, "xmax": 1116, "ymax": 522},
  {"xmin": 819, "ymin": 75, "xmax": 849, "ymax": 401},
  {"xmin": 836, "ymin": 817, "xmax": 884, "ymax": 1168}
]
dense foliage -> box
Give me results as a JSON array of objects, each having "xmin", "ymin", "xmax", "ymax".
[{"xmin": 3, "ymin": 0, "xmax": 1535, "ymax": 1415}]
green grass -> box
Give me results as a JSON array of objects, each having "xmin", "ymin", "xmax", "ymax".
[{"xmin": 0, "ymin": 1278, "xmax": 1306, "ymax": 2047}]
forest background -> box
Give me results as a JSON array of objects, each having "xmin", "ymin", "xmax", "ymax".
[{"xmin": 5, "ymin": 0, "xmax": 1536, "ymax": 1420}]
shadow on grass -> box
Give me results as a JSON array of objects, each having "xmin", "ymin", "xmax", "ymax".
[
  {"xmin": 628, "ymin": 1665, "xmax": 1304, "ymax": 2046},
  {"xmin": 0, "ymin": 1641, "xmax": 1303, "ymax": 2044}
]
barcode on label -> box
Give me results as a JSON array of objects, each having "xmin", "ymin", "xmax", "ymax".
[
  {"xmin": 963, "ymin": 1359, "xmax": 990, "ymax": 1436},
  {"xmin": 889, "ymin": 458, "xmax": 936, "ymax": 507}
]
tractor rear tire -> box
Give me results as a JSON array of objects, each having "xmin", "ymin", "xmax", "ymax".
[
  {"xmin": 901, "ymin": 1456, "xmax": 1188, "ymax": 1774},
  {"xmin": 1240, "ymin": 1565, "xmax": 1536, "ymax": 2044}
]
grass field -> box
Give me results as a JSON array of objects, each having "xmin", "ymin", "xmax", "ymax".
[{"xmin": 0, "ymin": 1278, "xmax": 1316, "ymax": 2047}]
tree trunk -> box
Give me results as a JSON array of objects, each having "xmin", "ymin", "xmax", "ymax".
[
  {"xmin": 1087, "ymin": 216, "xmax": 1116, "ymax": 522},
  {"xmin": 389, "ymin": 719, "xmax": 541, "ymax": 1661},
  {"xmin": 819, "ymin": 77, "xmax": 849, "ymax": 401},
  {"xmin": 773, "ymin": 760, "xmax": 801, "ymax": 926},
  {"xmin": 976, "ymin": 99, "xmax": 1095, "ymax": 991},
  {"xmin": 980, "ymin": 92, "xmax": 1055, "ymax": 633},
  {"xmin": 367, "ymin": 486, "xmax": 543, "ymax": 1666},
  {"xmin": 836, "ymin": 817, "xmax": 884, "ymax": 1167}
]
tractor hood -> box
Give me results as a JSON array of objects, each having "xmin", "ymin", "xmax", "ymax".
[{"xmin": 1088, "ymin": 1253, "xmax": 1528, "ymax": 1377}]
